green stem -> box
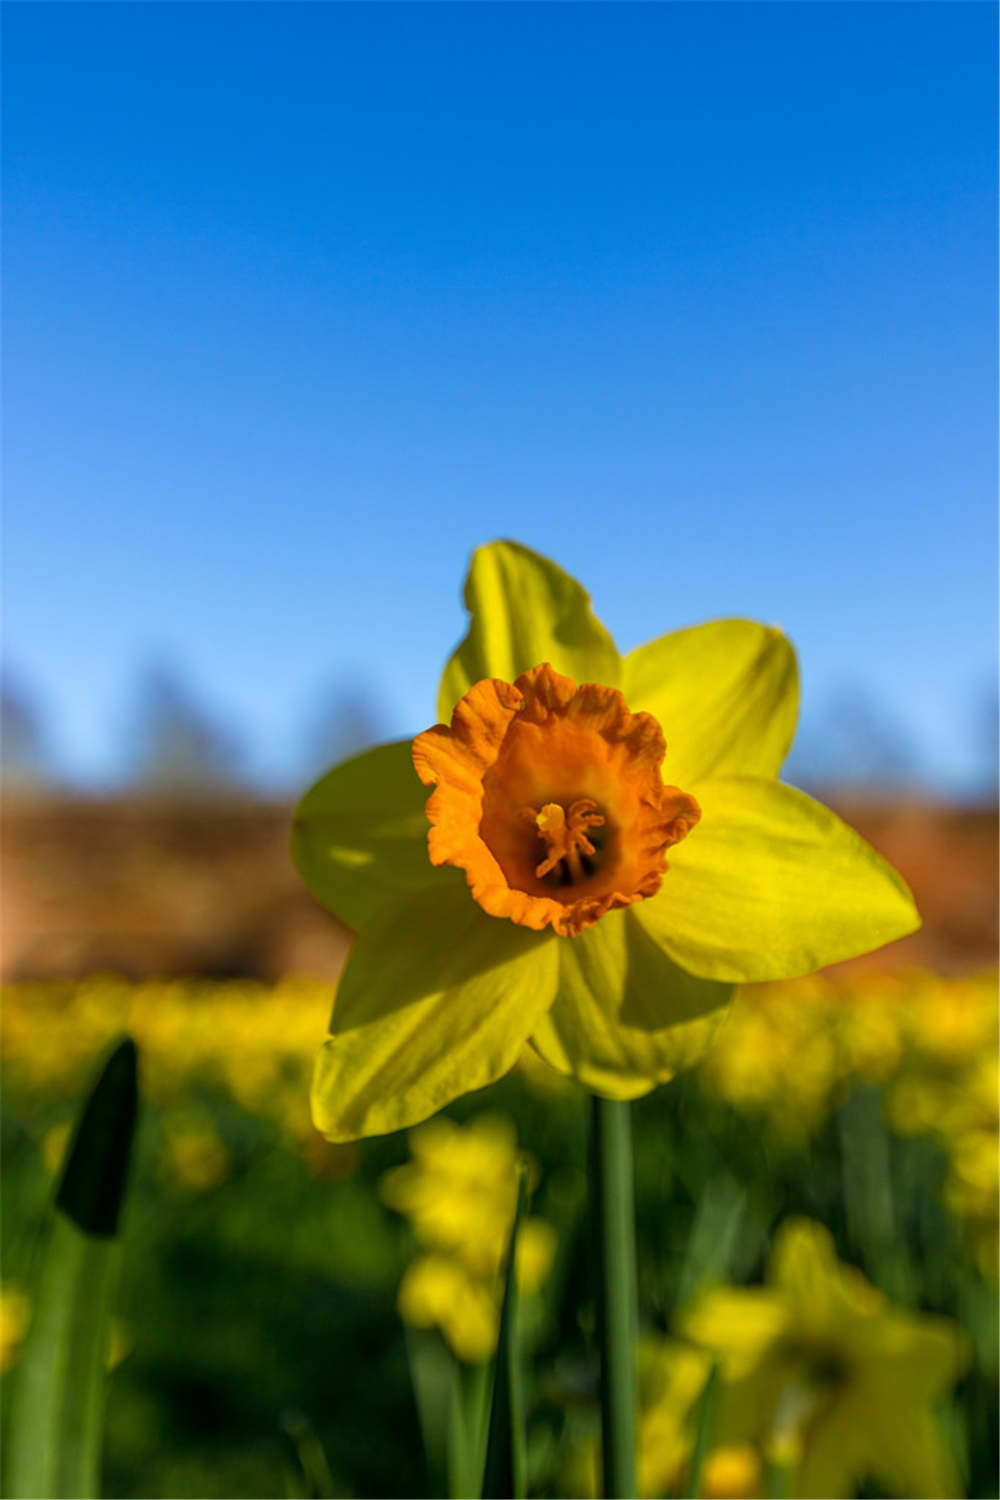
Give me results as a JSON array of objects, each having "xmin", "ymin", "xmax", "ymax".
[
  {"xmin": 591, "ymin": 1095, "xmax": 638, "ymax": 1500},
  {"xmin": 766, "ymin": 1457, "xmax": 791, "ymax": 1500},
  {"xmin": 481, "ymin": 1169, "xmax": 527, "ymax": 1499},
  {"xmin": 684, "ymin": 1362, "xmax": 719, "ymax": 1499}
]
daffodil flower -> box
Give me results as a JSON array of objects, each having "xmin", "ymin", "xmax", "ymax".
[
  {"xmin": 565, "ymin": 1337, "xmax": 762, "ymax": 1500},
  {"xmin": 380, "ymin": 1113, "xmax": 557, "ymax": 1363},
  {"xmin": 679, "ymin": 1218, "xmax": 968, "ymax": 1499},
  {"xmin": 295, "ymin": 541, "xmax": 920, "ymax": 1141}
]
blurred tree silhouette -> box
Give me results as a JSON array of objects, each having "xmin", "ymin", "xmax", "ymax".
[
  {"xmin": 1, "ymin": 668, "xmax": 53, "ymax": 790},
  {"xmin": 126, "ymin": 663, "xmax": 245, "ymax": 796},
  {"xmin": 784, "ymin": 684, "xmax": 920, "ymax": 796},
  {"xmin": 302, "ymin": 676, "xmax": 387, "ymax": 782},
  {"xmin": 971, "ymin": 675, "xmax": 998, "ymax": 804}
]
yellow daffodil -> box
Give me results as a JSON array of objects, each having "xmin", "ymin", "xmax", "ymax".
[
  {"xmin": 379, "ymin": 1113, "xmax": 556, "ymax": 1283},
  {"xmin": 396, "ymin": 1254, "xmax": 501, "ymax": 1364},
  {"xmin": 380, "ymin": 1113, "xmax": 557, "ymax": 1362},
  {"xmin": 565, "ymin": 1337, "xmax": 762, "ymax": 1499},
  {"xmin": 634, "ymin": 1340, "xmax": 719, "ymax": 1499},
  {"xmin": 679, "ymin": 1218, "xmax": 968, "ymax": 1499},
  {"xmin": 295, "ymin": 541, "xmax": 920, "ymax": 1140}
]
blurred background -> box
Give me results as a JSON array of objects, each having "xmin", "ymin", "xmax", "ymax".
[{"xmin": 3, "ymin": 4, "xmax": 996, "ymax": 1498}]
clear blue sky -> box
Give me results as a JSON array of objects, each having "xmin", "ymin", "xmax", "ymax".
[{"xmin": 5, "ymin": 2, "xmax": 996, "ymax": 794}]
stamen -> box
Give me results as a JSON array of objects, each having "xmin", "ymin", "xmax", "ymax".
[{"xmin": 521, "ymin": 798, "xmax": 605, "ymax": 884}]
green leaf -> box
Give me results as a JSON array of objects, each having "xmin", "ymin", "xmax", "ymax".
[
  {"xmin": 405, "ymin": 1328, "xmax": 455, "ymax": 1500},
  {"xmin": 684, "ymin": 1362, "xmax": 720, "ymax": 1499},
  {"xmin": 405, "ymin": 1330, "xmax": 489, "ymax": 1500},
  {"xmin": 278, "ymin": 1410, "xmax": 338, "ymax": 1499},
  {"xmin": 438, "ymin": 540, "xmax": 622, "ymax": 721},
  {"xmin": 311, "ymin": 885, "xmax": 559, "ymax": 1140},
  {"xmin": 6, "ymin": 1038, "xmax": 138, "ymax": 1500},
  {"xmin": 622, "ymin": 619, "xmax": 799, "ymax": 787},
  {"xmin": 292, "ymin": 739, "xmax": 464, "ymax": 932},
  {"xmin": 637, "ymin": 776, "xmax": 921, "ymax": 981},
  {"xmin": 529, "ymin": 909, "xmax": 731, "ymax": 1099},
  {"xmin": 56, "ymin": 1037, "xmax": 138, "ymax": 1237},
  {"xmin": 481, "ymin": 1169, "xmax": 528, "ymax": 1500}
]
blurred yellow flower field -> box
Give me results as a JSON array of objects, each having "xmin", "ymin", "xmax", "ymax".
[
  {"xmin": 2, "ymin": 963, "xmax": 996, "ymax": 1497},
  {"xmin": 4, "ymin": 967, "xmax": 994, "ymax": 1248}
]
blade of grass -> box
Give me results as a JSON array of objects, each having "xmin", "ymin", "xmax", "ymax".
[
  {"xmin": 481, "ymin": 1165, "xmax": 528, "ymax": 1499},
  {"xmin": 279, "ymin": 1409, "xmax": 337, "ymax": 1499},
  {"xmin": 683, "ymin": 1361, "xmax": 720, "ymax": 1499},
  {"xmin": 591, "ymin": 1095, "xmax": 637, "ymax": 1500},
  {"xmin": 837, "ymin": 1082, "xmax": 913, "ymax": 1303},
  {"xmin": 406, "ymin": 1327, "xmax": 489, "ymax": 1499},
  {"xmin": 458, "ymin": 1360, "xmax": 490, "ymax": 1499},
  {"xmin": 6, "ymin": 1037, "xmax": 138, "ymax": 1500},
  {"xmin": 405, "ymin": 1326, "xmax": 454, "ymax": 1499}
]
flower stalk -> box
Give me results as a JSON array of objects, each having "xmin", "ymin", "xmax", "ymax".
[
  {"xmin": 684, "ymin": 1361, "xmax": 720, "ymax": 1498},
  {"xmin": 591, "ymin": 1094, "xmax": 638, "ymax": 1499},
  {"xmin": 482, "ymin": 1167, "xmax": 528, "ymax": 1499}
]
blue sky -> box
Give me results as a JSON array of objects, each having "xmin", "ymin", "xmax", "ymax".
[{"xmin": 5, "ymin": 2, "xmax": 996, "ymax": 794}]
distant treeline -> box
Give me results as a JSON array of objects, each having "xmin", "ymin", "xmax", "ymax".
[{"xmin": 2, "ymin": 660, "xmax": 996, "ymax": 802}]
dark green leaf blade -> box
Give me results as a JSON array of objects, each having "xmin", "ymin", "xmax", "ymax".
[
  {"xmin": 56, "ymin": 1037, "xmax": 138, "ymax": 1236},
  {"xmin": 481, "ymin": 1168, "xmax": 528, "ymax": 1500},
  {"xmin": 6, "ymin": 1038, "xmax": 139, "ymax": 1500}
]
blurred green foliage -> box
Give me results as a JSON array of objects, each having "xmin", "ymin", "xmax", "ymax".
[{"xmin": 1, "ymin": 971, "xmax": 997, "ymax": 1498}]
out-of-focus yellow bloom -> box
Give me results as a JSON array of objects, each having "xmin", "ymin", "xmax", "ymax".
[
  {"xmin": 157, "ymin": 1109, "xmax": 231, "ymax": 1193},
  {"xmin": 515, "ymin": 1218, "xmax": 558, "ymax": 1296},
  {"xmin": 937, "ymin": 1054, "xmax": 999, "ymax": 1273},
  {"xmin": 636, "ymin": 1340, "xmax": 716, "ymax": 1498},
  {"xmin": 680, "ymin": 1218, "xmax": 968, "ymax": 1499},
  {"xmin": 883, "ymin": 976, "xmax": 998, "ymax": 1270},
  {"xmin": 901, "ymin": 972, "xmax": 996, "ymax": 1065},
  {"xmin": 380, "ymin": 1114, "xmax": 555, "ymax": 1282},
  {"xmin": 380, "ymin": 1113, "xmax": 557, "ymax": 1362},
  {"xmin": 836, "ymin": 975, "xmax": 904, "ymax": 1083},
  {"xmin": 699, "ymin": 969, "xmax": 997, "ymax": 1146},
  {"xmin": 701, "ymin": 1443, "xmax": 761, "ymax": 1498},
  {"xmin": 0, "ymin": 1283, "xmax": 32, "ymax": 1373},
  {"xmin": 397, "ymin": 1255, "xmax": 499, "ymax": 1365},
  {"xmin": 698, "ymin": 976, "xmax": 841, "ymax": 1138},
  {"xmin": 565, "ymin": 1338, "xmax": 762, "ymax": 1499}
]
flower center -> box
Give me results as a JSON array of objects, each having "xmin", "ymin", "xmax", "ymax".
[
  {"xmin": 521, "ymin": 798, "xmax": 605, "ymax": 885},
  {"xmin": 412, "ymin": 664, "xmax": 701, "ymax": 937}
]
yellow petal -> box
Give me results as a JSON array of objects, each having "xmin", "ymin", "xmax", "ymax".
[
  {"xmin": 515, "ymin": 1219, "xmax": 558, "ymax": 1294},
  {"xmin": 437, "ymin": 540, "xmax": 621, "ymax": 721},
  {"xmin": 397, "ymin": 1255, "xmax": 498, "ymax": 1364},
  {"xmin": 293, "ymin": 739, "xmax": 464, "ymax": 931},
  {"xmin": 638, "ymin": 777, "xmax": 921, "ymax": 982},
  {"xmin": 623, "ymin": 619, "xmax": 799, "ymax": 786},
  {"xmin": 678, "ymin": 1287, "xmax": 789, "ymax": 1379},
  {"xmin": 768, "ymin": 1219, "xmax": 884, "ymax": 1328},
  {"xmin": 528, "ymin": 908, "xmax": 731, "ymax": 1099},
  {"xmin": 793, "ymin": 1389, "xmax": 877, "ymax": 1499},
  {"xmin": 311, "ymin": 885, "xmax": 558, "ymax": 1140},
  {"xmin": 863, "ymin": 1313, "xmax": 971, "ymax": 1403},
  {"xmin": 860, "ymin": 1397, "xmax": 964, "ymax": 1500}
]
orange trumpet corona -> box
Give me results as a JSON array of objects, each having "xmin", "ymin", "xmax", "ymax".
[{"xmin": 412, "ymin": 663, "xmax": 701, "ymax": 937}]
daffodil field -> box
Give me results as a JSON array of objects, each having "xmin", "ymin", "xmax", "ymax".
[{"xmin": 2, "ymin": 965, "xmax": 996, "ymax": 1497}]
